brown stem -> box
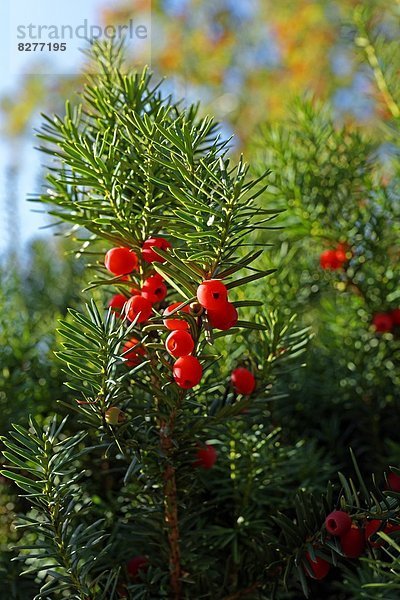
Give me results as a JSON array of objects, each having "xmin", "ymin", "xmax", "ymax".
[{"xmin": 160, "ymin": 411, "xmax": 181, "ymax": 599}]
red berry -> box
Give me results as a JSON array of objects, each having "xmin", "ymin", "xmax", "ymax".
[
  {"xmin": 340, "ymin": 526, "xmax": 365, "ymax": 558},
  {"xmin": 319, "ymin": 249, "xmax": 343, "ymax": 270},
  {"xmin": 325, "ymin": 510, "xmax": 352, "ymax": 537},
  {"xmin": 197, "ymin": 280, "xmax": 228, "ymax": 310},
  {"xmin": 372, "ymin": 312, "xmax": 394, "ymax": 333},
  {"xmin": 231, "ymin": 367, "xmax": 256, "ymax": 395},
  {"xmin": 304, "ymin": 551, "xmax": 330, "ymax": 580},
  {"xmin": 142, "ymin": 237, "xmax": 171, "ymax": 263},
  {"xmin": 105, "ymin": 247, "xmax": 138, "ymax": 276},
  {"xmin": 391, "ymin": 308, "xmax": 400, "ymax": 326},
  {"xmin": 166, "ymin": 330, "xmax": 194, "ymax": 358},
  {"xmin": 173, "ymin": 356, "xmax": 202, "ymax": 389},
  {"xmin": 125, "ymin": 296, "xmax": 153, "ymax": 323},
  {"xmin": 121, "ymin": 338, "xmax": 146, "ymax": 366},
  {"xmin": 365, "ymin": 519, "xmax": 400, "ymax": 547},
  {"xmin": 208, "ymin": 302, "xmax": 238, "ymax": 330},
  {"xmin": 141, "ymin": 275, "xmax": 168, "ymax": 304},
  {"xmin": 387, "ymin": 471, "xmax": 400, "ymax": 492},
  {"xmin": 384, "ymin": 522, "xmax": 400, "ymax": 535},
  {"xmin": 194, "ymin": 444, "xmax": 217, "ymax": 469},
  {"xmin": 108, "ymin": 294, "xmax": 127, "ymax": 314},
  {"xmin": 365, "ymin": 519, "xmax": 383, "ymax": 547},
  {"xmin": 335, "ymin": 242, "xmax": 350, "ymax": 264},
  {"xmin": 163, "ymin": 302, "xmax": 190, "ymax": 331},
  {"xmin": 127, "ymin": 555, "xmax": 148, "ymax": 579}
]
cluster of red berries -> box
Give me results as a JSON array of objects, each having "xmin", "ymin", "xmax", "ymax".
[
  {"xmin": 306, "ymin": 512, "xmax": 375, "ymax": 580},
  {"xmin": 161, "ymin": 301, "xmax": 200, "ymax": 389},
  {"xmin": 162, "ymin": 279, "xmax": 239, "ymax": 390},
  {"xmin": 306, "ymin": 474, "xmax": 400, "ymax": 581},
  {"xmin": 107, "ymin": 255, "xmax": 256, "ymax": 409},
  {"xmin": 110, "ymin": 283, "xmax": 160, "ymax": 324},
  {"xmin": 197, "ymin": 279, "xmax": 238, "ymax": 331},
  {"xmin": 318, "ymin": 241, "xmax": 399, "ymax": 337},
  {"xmin": 106, "ymin": 238, "xmax": 171, "ymax": 323},
  {"xmin": 319, "ymin": 243, "xmax": 349, "ymax": 270},
  {"xmin": 166, "ymin": 280, "xmax": 256, "ymax": 390},
  {"xmin": 105, "ymin": 237, "xmax": 171, "ymax": 277},
  {"xmin": 324, "ymin": 510, "xmax": 365, "ymax": 562},
  {"xmin": 372, "ymin": 308, "xmax": 400, "ymax": 333}
]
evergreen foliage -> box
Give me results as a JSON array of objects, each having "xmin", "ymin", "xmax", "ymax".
[{"xmin": 1, "ymin": 16, "xmax": 400, "ymax": 598}]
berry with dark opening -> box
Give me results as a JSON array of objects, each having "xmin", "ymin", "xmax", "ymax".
[
  {"xmin": 163, "ymin": 302, "xmax": 190, "ymax": 331},
  {"xmin": 108, "ymin": 294, "xmax": 127, "ymax": 314},
  {"xmin": 325, "ymin": 510, "xmax": 352, "ymax": 537},
  {"xmin": 208, "ymin": 302, "xmax": 238, "ymax": 330},
  {"xmin": 142, "ymin": 237, "xmax": 171, "ymax": 263},
  {"xmin": 105, "ymin": 407, "xmax": 126, "ymax": 425},
  {"xmin": 127, "ymin": 555, "xmax": 148, "ymax": 579},
  {"xmin": 231, "ymin": 367, "xmax": 256, "ymax": 395},
  {"xmin": 197, "ymin": 279, "xmax": 228, "ymax": 310},
  {"xmin": 105, "ymin": 247, "xmax": 138, "ymax": 275},
  {"xmin": 125, "ymin": 296, "xmax": 153, "ymax": 323},
  {"xmin": 141, "ymin": 275, "xmax": 168, "ymax": 304},
  {"xmin": 319, "ymin": 249, "xmax": 343, "ymax": 270},
  {"xmin": 194, "ymin": 444, "xmax": 217, "ymax": 469},
  {"xmin": 372, "ymin": 312, "xmax": 394, "ymax": 333},
  {"xmin": 173, "ymin": 356, "xmax": 202, "ymax": 389},
  {"xmin": 387, "ymin": 471, "xmax": 400, "ymax": 492},
  {"xmin": 304, "ymin": 552, "xmax": 330, "ymax": 580},
  {"xmin": 166, "ymin": 330, "xmax": 194, "ymax": 358},
  {"xmin": 340, "ymin": 526, "xmax": 365, "ymax": 558},
  {"xmin": 121, "ymin": 338, "xmax": 146, "ymax": 367}
]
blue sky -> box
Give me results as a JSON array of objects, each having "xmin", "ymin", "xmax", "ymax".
[
  {"xmin": 0, "ymin": 0, "xmax": 151, "ymax": 256},
  {"xmin": 0, "ymin": 0, "xmax": 103, "ymax": 256}
]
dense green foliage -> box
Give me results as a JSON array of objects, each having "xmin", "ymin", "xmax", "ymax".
[
  {"xmin": 1, "ymin": 10, "xmax": 400, "ymax": 598},
  {"xmin": 0, "ymin": 241, "xmax": 84, "ymax": 432},
  {"xmin": 252, "ymin": 99, "xmax": 400, "ymax": 473},
  {"xmin": 0, "ymin": 239, "xmax": 85, "ymax": 598}
]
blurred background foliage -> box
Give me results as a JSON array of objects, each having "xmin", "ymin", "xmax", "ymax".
[
  {"xmin": 2, "ymin": 0, "xmax": 398, "ymax": 142},
  {"xmin": 0, "ymin": 239, "xmax": 85, "ymax": 598},
  {"xmin": 0, "ymin": 0, "xmax": 400, "ymax": 597}
]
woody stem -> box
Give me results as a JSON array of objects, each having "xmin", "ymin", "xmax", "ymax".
[{"xmin": 160, "ymin": 409, "xmax": 181, "ymax": 599}]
